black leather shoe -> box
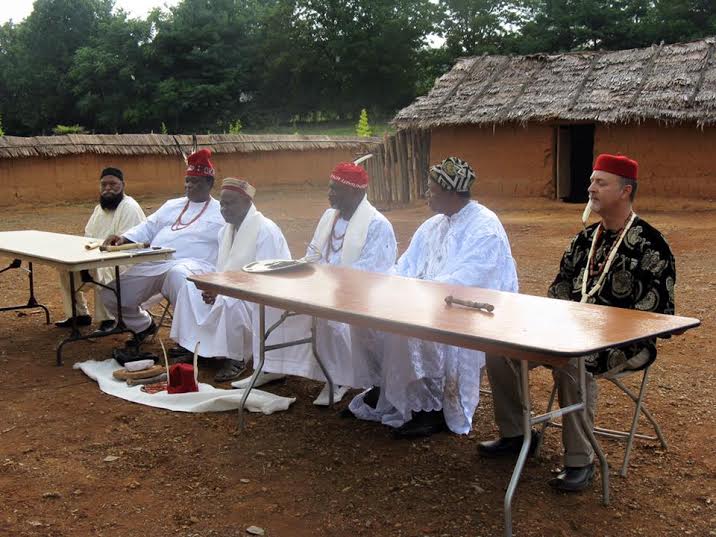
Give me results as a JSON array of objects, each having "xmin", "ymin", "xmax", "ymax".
[
  {"xmin": 391, "ymin": 410, "xmax": 447, "ymax": 439},
  {"xmin": 548, "ymin": 465, "xmax": 595, "ymax": 492},
  {"xmin": 97, "ymin": 320, "xmax": 116, "ymax": 332},
  {"xmin": 125, "ymin": 321, "xmax": 157, "ymax": 348},
  {"xmin": 55, "ymin": 315, "xmax": 92, "ymax": 328},
  {"xmin": 478, "ymin": 431, "xmax": 539, "ymax": 458}
]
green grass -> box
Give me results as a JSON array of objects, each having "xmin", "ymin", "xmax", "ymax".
[{"xmin": 243, "ymin": 120, "xmax": 394, "ymax": 137}]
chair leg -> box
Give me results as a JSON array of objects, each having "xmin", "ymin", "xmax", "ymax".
[
  {"xmin": 610, "ymin": 375, "xmax": 668, "ymax": 450},
  {"xmin": 535, "ymin": 381, "xmax": 558, "ymax": 458},
  {"xmin": 618, "ymin": 368, "xmax": 652, "ymax": 477},
  {"xmin": 148, "ymin": 301, "xmax": 171, "ymax": 344}
]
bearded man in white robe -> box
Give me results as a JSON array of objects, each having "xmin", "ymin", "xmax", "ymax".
[
  {"xmin": 100, "ymin": 149, "xmax": 224, "ymax": 345},
  {"xmin": 55, "ymin": 167, "xmax": 145, "ymax": 332},
  {"xmin": 347, "ymin": 157, "xmax": 519, "ymax": 438},
  {"xmin": 170, "ymin": 178, "xmax": 292, "ymax": 383},
  {"xmin": 233, "ymin": 162, "xmax": 397, "ymax": 406}
]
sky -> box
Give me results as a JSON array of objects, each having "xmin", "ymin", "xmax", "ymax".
[{"xmin": 0, "ymin": 0, "xmax": 180, "ymax": 24}]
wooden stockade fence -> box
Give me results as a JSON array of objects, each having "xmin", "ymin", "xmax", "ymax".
[{"xmin": 363, "ymin": 128, "xmax": 431, "ymax": 206}]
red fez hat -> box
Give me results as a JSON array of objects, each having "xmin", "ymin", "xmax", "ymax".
[
  {"xmin": 593, "ymin": 154, "xmax": 638, "ymax": 181},
  {"xmin": 186, "ymin": 148, "xmax": 215, "ymax": 177},
  {"xmin": 167, "ymin": 363, "xmax": 198, "ymax": 394},
  {"xmin": 330, "ymin": 162, "xmax": 369, "ymax": 189}
]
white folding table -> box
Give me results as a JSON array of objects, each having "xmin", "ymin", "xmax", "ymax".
[
  {"xmin": 0, "ymin": 230, "xmax": 174, "ymax": 364},
  {"xmin": 189, "ymin": 263, "xmax": 699, "ymax": 537}
]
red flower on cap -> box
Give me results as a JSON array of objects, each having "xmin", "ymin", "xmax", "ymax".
[
  {"xmin": 593, "ymin": 154, "xmax": 638, "ymax": 181},
  {"xmin": 186, "ymin": 148, "xmax": 215, "ymax": 177},
  {"xmin": 330, "ymin": 162, "xmax": 369, "ymax": 189}
]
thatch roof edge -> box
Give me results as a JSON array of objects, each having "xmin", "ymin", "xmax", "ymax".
[{"xmin": 0, "ymin": 134, "xmax": 383, "ymax": 160}]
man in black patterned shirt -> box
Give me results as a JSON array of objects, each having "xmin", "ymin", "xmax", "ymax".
[{"xmin": 479, "ymin": 154, "xmax": 676, "ymax": 492}]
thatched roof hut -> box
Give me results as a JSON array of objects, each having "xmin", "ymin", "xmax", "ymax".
[
  {"xmin": 393, "ymin": 38, "xmax": 716, "ymax": 200},
  {"xmin": 395, "ymin": 38, "xmax": 716, "ymax": 128}
]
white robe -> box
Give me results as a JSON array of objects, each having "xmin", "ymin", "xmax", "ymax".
[
  {"xmin": 100, "ymin": 197, "xmax": 224, "ymax": 332},
  {"xmin": 261, "ymin": 196, "xmax": 397, "ymax": 387},
  {"xmin": 59, "ymin": 195, "xmax": 146, "ymax": 319},
  {"xmin": 170, "ymin": 206, "xmax": 291, "ymax": 360},
  {"xmin": 349, "ymin": 201, "xmax": 519, "ymax": 434}
]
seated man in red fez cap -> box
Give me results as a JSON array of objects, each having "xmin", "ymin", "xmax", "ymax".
[
  {"xmin": 480, "ymin": 154, "xmax": 676, "ymax": 492},
  {"xmin": 233, "ymin": 161, "xmax": 398, "ymax": 405},
  {"xmin": 100, "ymin": 149, "xmax": 224, "ymax": 348}
]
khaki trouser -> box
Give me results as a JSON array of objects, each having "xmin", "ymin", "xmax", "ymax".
[
  {"xmin": 485, "ymin": 355, "xmax": 597, "ymax": 468},
  {"xmin": 58, "ymin": 268, "xmax": 115, "ymax": 322}
]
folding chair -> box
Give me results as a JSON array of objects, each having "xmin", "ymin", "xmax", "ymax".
[
  {"xmin": 537, "ymin": 364, "xmax": 667, "ymax": 477},
  {"xmin": 141, "ymin": 293, "xmax": 173, "ymax": 343}
]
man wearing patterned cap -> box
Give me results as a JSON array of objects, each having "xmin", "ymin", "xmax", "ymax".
[
  {"xmin": 55, "ymin": 167, "xmax": 146, "ymax": 332},
  {"xmin": 234, "ymin": 162, "xmax": 398, "ymax": 405},
  {"xmin": 347, "ymin": 157, "xmax": 518, "ymax": 438},
  {"xmin": 101, "ymin": 149, "xmax": 224, "ymax": 346},
  {"xmin": 170, "ymin": 178, "xmax": 294, "ymax": 382},
  {"xmin": 480, "ymin": 154, "xmax": 676, "ymax": 492}
]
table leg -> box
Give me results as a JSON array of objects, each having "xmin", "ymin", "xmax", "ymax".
[
  {"xmin": 56, "ymin": 265, "xmax": 137, "ymax": 365},
  {"xmin": 235, "ymin": 309, "xmax": 332, "ymax": 431},
  {"xmin": 0, "ymin": 259, "xmax": 50, "ymax": 323},
  {"xmin": 577, "ymin": 358, "xmax": 610, "ymax": 505},
  {"xmin": 239, "ymin": 304, "xmax": 268, "ymax": 431},
  {"xmin": 503, "ymin": 359, "xmax": 533, "ymax": 537},
  {"xmin": 310, "ymin": 316, "xmax": 335, "ymax": 407}
]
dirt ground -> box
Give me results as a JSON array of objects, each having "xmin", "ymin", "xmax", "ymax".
[{"xmin": 0, "ymin": 186, "xmax": 714, "ymax": 537}]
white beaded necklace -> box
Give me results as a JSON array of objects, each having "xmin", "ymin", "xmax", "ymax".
[{"xmin": 580, "ymin": 212, "xmax": 637, "ymax": 303}]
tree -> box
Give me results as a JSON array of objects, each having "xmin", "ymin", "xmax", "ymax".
[
  {"xmin": 69, "ymin": 12, "xmax": 154, "ymax": 132},
  {"xmin": 3, "ymin": 0, "xmax": 114, "ymax": 134},
  {"xmin": 256, "ymin": 0, "xmax": 438, "ymax": 122},
  {"xmin": 144, "ymin": 0, "xmax": 264, "ymax": 133},
  {"xmin": 355, "ymin": 108, "xmax": 371, "ymax": 136},
  {"xmin": 439, "ymin": 0, "xmax": 527, "ymax": 57}
]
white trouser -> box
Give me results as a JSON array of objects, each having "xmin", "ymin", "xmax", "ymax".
[
  {"xmin": 170, "ymin": 280, "xmax": 253, "ymax": 360},
  {"xmin": 100, "ymin": 259, "xmax": 212, "ymax": 333},
  {"xmin": 58, "ymin": 267, "xmax": 115, "ymax": 321}
]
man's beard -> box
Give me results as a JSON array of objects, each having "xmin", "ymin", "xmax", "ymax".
[{"xmin": 100, "ymin": 191, "xmax": 124, "ymax": 211}]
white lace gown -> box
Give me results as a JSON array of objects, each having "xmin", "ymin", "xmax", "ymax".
[{"xmin": 349, "ymin": 201, "xmax": 519, "ymax": 434}]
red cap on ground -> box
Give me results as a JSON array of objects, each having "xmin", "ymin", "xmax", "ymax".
[
  {"xmin": 186, "ymin": 148, "xmax": 215, "ymax": 177},
  {"xmin": 330, "ymin": 162, "xmax": 369, "ymax": 189},
  {"xmin": 593, "ymin": 154, "xmax": 638, "ymax": 181},
  {"xmin": 167, "ymin": 363, "xmax": 198, "ymax": 394}
]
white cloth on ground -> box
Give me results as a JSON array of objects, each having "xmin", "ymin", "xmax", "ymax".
[
  {"xmin": 100, "ymin": 197, "xmax": 224, "ymax": 332},
  {"xmin": 74, "ymin": 359, "xmax": 296, "ymax": 414},
  {"xmin": 58, "ymin": 195, "xmax": 146, "ymax": 320},
  {"xmin": 260, "ymin": 196, "xmax": 397, "ymax": 388},
  {"xmin": 348, "ymin": 200, "xmax": 519, "ymax": 434},
  {"xmin": 171, "ymin": 206, "xmax": 295, "ymax": 360}
]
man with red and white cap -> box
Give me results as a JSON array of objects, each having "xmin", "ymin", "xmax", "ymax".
[
  {"xmin": 480, "ymin": 154, "xmax": 676, "ymax": 492},
  {"xmin": 170, "ymin": 177, "xmax": 294, "ymax": 382},
  {"xmin": 101, "ymin": 148, "xmax": 224, "ymax": 347},
  {"xmin": 234, "ymin": 162, "xmax": 397, "ymax": 405}
]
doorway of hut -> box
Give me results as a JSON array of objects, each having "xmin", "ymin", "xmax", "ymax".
[{"xmin": 554, "ymin": 124, "xmax": 595, "ymax": 203}]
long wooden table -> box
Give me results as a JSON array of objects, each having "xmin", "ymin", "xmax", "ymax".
[
  {"xmin": 189, "ymin": 263, "xmax": 699, "ymax": 537},
  {"xmin": 0, "ymin": 230, "xmax": 174, "ymax": 364}
]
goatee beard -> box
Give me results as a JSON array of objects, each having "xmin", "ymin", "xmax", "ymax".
[{"xmin": 100, "ymin": 191, "xmax": 124, "ymax": 211}]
